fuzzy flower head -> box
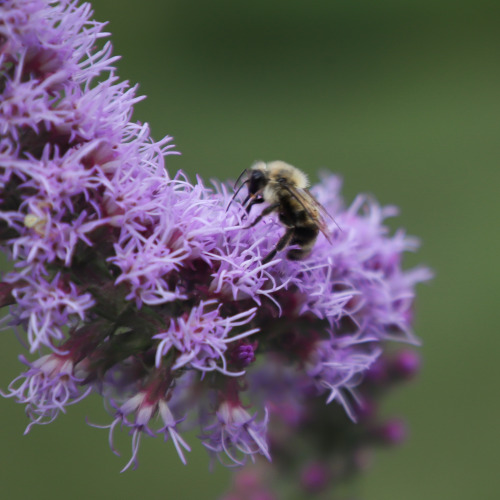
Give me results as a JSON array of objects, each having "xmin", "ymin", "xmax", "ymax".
[
  {"xmin": 1, "ymin": 353, "xmax": 90, "ymax": 432},
  {"xmin": 201, "ymin": 401, "xmax": 271, "ymax": 467},
  {"xmin": 0, "ymin": 0, "xmax": 431, "ymax": 477},
  {"xmin": 98, "ymin": 387, "xmax": 191, "ymax": 471},
  {"xmin": 154, "ymin": 300, "xmax": 259, "ymax": 376}
]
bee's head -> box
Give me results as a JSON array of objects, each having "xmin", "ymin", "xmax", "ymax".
[{"xmin": 248, "ymin": 163, "xmax": 268, "ymax": 196}]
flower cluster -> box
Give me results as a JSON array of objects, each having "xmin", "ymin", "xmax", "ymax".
[
  {"xmin": 0, "ymin": 0, "xmax": 431, "ymax": 488},
  {"xmin": 220, "ymin": 349, "xmax": 423, "ymax": 499}
]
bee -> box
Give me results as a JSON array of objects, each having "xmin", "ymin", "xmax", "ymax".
[{"xmin": 228, "ymin": 161, "xmax": 337, "ymax": 264}]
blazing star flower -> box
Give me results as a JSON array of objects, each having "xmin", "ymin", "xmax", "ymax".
[
  {"xmin": 95, "ymin": 388, "xmax": 191, "ymax": 471},
  {"xmin": 0, "ymin": 0, "xmax": 431, "ymax": 484},
  {"xmin": 1, "ymin": 353, "xmax": 91, "ymax": 432},
  {"xmin": 201, "ymin": 400, "xmax": 271, "ymax": 467},
  {"xmin": 153, "ymin": 300, "xmax": 259, "ymax": 375}
]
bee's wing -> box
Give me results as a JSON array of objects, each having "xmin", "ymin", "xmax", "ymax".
[
  {"xmin": 303, "ymin": 188, "xmax": 342, "ymax": 232},
  {"xmin": 282, "ymin": 184, "xmax": 337, "ymax": 244}
]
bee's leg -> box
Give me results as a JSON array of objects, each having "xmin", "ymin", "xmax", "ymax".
[
  {"xmin": 244, "ymin": 196, "xmax": 264, "ymax": 214},
  {"xmin": 244, "ymin": 202, "xmax": 280, "ymax": 229},
  {"xmin": 262, "ymin": 227, "xmax": 294, "ymax": 264}
]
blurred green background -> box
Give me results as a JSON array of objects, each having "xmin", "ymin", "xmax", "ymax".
[{"xmin": 1, "ymin": 0, "xmax": 498, "ymax": 499}]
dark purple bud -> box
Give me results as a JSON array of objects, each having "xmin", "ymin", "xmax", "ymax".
[
  {"xmin": 300, "ymin": 462, "xmax": 330, "ymax": 493},
  {"xmin": 390, "ymin": 350, "xmax": 421, "ymax": 380},
  {"xmin": 364, "ymin": 358, "xmax": 388, "ymax": 385},
  {"xmin": 376, "ymin": 418, "xmax": 407, "ymax": 445},
  {"xmin": 230, "ymin": 341, "xmax": 257, "ymax": 367}
]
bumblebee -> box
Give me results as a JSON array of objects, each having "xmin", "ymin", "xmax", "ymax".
[{"xmin": 228, "ymin": 161, "xmax": 335, "ymax": 264}]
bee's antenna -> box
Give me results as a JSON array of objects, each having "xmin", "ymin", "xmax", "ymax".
[
  {"xmin": 225, "ymin": 171, "xmax": 249, "ymax": 212},
  {"xmin": 233, "ymin": 168, "xmax": 248, "ymax": 191}
]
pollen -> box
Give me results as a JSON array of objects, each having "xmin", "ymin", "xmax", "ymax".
[{"xmin": 24, "ymin": 214, "xmax": 46, "ymax": 235}]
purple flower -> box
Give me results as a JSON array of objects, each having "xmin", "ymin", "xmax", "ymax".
[
  {"xmin": 304, "ymin": 339, "xmax": 382, "ymax": 420},
  {"xmin": 0, "ymin": 0, "xmax": 431, "ymax": 479},
  {"xmin": 153, "ymin": 300, "xmax": 259, "ymax": 376},
  {"xmin": 1, "ymin": 353, "xmax": 90, "ymax": 432},
  {"xmin": 201, "ymin": 401, "xmax": 271, "ymax": 466},
  {"xmin": 9, "ymin": 272, "xmax": 95, "ymax": 351},
  {"xmin": 94, "ymin": 388, "xmax": 191, "ymax": 471}
]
